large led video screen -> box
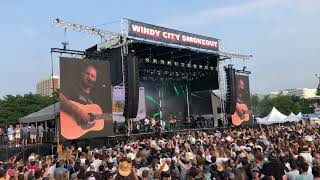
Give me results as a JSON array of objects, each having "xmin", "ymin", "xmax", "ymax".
[
  {"xmin": 59, "ymin": 57, "xmax": 113, "ymax": 140},
  {"xmin": 231, "ymin": 74, "xmax": 253, "ymax": 126}
]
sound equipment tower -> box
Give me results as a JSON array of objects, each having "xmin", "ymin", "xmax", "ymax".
[
  {"xmin": 225, "ymin": 67, "xmax": 237, "ymax": 116},
  {"xmin": 123, "ymin": 54, "xmax": 140, "ymax": 119}
]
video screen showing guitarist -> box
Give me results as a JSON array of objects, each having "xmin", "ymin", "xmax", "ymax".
[
  {"xmin": 59, "ymin": 58, "xmax": 113, "ymax": 140},
  {"xmin": 231, "ymin": 75, "xmax": 252, "ymax": 126}
]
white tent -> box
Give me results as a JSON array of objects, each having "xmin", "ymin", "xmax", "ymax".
[
  {"xmin": 282, "ymin": 112, "xmax": 300, "ymax": 122},
  {"xmin": 257, "ymin": 107, "xmax": 288, "ymax": 125},
  {"xmin": 296, "ymin": 112, "xmax": 302, "ymax": 120}
]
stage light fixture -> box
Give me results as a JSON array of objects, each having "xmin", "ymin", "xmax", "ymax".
[
  {"xmin": 160, "ymin": 60, "xmax": 165, "ymax": 64},
  {"xmin": 204, "ymin": 66, "xmax": 208, "ymax": 70},
  {"xmin": 187, "ymin": 63, "xmax": 191, "ymax": 68},
  {"xmin": 174, "ymin": 62, "xmax": 179, "ymax": 66},
  {"xmin": 199, "ymin": 65, "xmax": 203, "ymax": 69},
  {"xmin": 153, "ymin": 59, "xmax": 157, "ymax": 64},
  {"xmin": 145, "ymin": 58, "xmax": 150, "ymax": 63},
  {"xmin": 181, "ymin": 63, "xmax": 185, "ymax": 67},
  {"xmin": 193, "ymin": 64, "xmax": 197, "ymax": 69},
  {"xmin": 167, "ymin": 61, "xmax": 172, "ymax": 66},
  {"xmin": 243, "ymin": 66, "xmax": 247, "ymax": 71},
  {"xmin": 210, "ymin": 66, "xmax": 214, "ymax": 70}
]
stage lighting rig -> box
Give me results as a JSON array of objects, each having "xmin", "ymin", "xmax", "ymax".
[
  {"xmin": 152, "ymin": 59, "xmax": 158, "ymax": 64},
  {"xmin": 61, "ymin": 41, "xmax": 69, "ymax": 50},
  {"xmin": 234, "ymin": 66, "xmax": 251, "ymax": 74},
  {"xmin": 243, "ymin": 66, "xmax": 247, "ymax": 71}
]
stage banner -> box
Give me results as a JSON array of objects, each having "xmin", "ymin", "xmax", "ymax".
[
  {"xmin": 128, "ymin": 19, "xmax": 219, "ymax": 51},
  {"xmin": 231, "ymin": 74, "xmax": 253, "ymax": 126},
  {"xmin": 112, "ymin": 86, "xmax": 146, "ymax": 122},
  {"xmin": 59, "ymin": 58, "xmax": 113, "ymax": 140}
]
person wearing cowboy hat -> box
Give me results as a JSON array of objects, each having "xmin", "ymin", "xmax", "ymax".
[{"xmin": 115, "ymin": 159, "xmax": 139, "ymax": 180}]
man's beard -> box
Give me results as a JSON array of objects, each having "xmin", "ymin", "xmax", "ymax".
[{"xmin": 83, "ymin": 80, "xmax": 95, "ymax": 88}]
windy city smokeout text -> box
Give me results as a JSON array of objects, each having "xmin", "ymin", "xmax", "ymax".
[{"xmin": 130, "ymin": 24, "xmax": 219, "ymax": 49}]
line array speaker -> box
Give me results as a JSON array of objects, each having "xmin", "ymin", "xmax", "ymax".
[
  {"xmin": 123, "ymin": 54, "xmax": 139, "ymax": 119},
  {"xmin": 225, "ymin": 67, "xmax": 237, "ymax": 114}
]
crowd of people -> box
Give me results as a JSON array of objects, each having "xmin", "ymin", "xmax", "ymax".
[
  {"xmin": 1, "ymin": 124, "xmax": 45, "ymax": 147},
  {"xmin": 120, "ymin": 115, "xmax": 217, "ymax": 135},
  {"xmin": 0, "ymin": 123, "xmax": 319, "ymax": 179}
]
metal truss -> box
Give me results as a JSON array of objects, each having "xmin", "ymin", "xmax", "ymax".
[
  {"xmin": 50, "ymin": 48, "xmax": 110, "ymax": 59},
  {"xmin": 217, "ymin": 59, "xmax": 228, "ymax": 126},
  {"xmin": 52, "ymin": 18, "xmax": 121, "ymax": 41},
  {"xmin": 218, "ymin": 51, "xmax": 252, "ymax": 60}
]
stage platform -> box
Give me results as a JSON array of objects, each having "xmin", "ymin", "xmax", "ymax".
[
  {"xmin": 0, "ymin": 125, "xmax": 250, "ymax": 161},
  {"xmin": 111, "ymin": 126, "xmax": 224, "ymax": 138}
]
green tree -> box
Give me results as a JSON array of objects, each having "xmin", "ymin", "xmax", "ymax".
[
  {"xmin": 257, "ymin": 95, "xmax": 273, "ymax": 117},
  {"xmin": 271, "ymin": 96, "xmax": 298, "ymax": 115},
  {"xmin": 0, "ymin": 93, "xmax": 58, "ymax": 126},
  {"xmin": 251, "ymin": 94, "xmax": 260, "ymax": 115},
  {"xmin": 254, "ymin": 95, "xmax": 314, "ymax": 117},
  {"xmin": 298, "ymin": 98, "xmax": 314, "ymax": 114}
]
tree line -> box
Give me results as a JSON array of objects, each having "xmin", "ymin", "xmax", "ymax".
[
  {"xmin": 0, "ymin": 93, "xmax": 58, "ymax": 127},
  {"xmin": 251, "ymin": 94, "xmax": 315, "ymax": 118}
]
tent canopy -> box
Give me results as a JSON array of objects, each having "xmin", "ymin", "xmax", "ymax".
[
  {"xmin": 296, "ymin": 112, "xmax": 302, "ymax": 120},
  {"xmin": 257, "ymin": 107, "xmax": 287, "ymax": 125},
  {"xmin": 19, "ymin": 103, "xmax": 59, "ymax": 124},
  {"xmin": 282, "ymin": 112, "xmax": 300, "ymax": 122}
]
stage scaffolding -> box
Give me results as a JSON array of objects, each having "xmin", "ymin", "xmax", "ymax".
[{"xmin": 52, "ymin": 17, "xmax": 252, "ymax": 135}]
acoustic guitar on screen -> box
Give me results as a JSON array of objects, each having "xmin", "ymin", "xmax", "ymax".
[
  {"xmin": 231, "ymin": 102, "xmax": 252, "ymax": 126},
  {"xmin": 60, "ymin": 101, "xmax": 112, "ymax": 139}
]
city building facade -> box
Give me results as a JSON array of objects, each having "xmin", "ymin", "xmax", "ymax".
[
  {"xmin": 270, "ymin": 88, "xmax": 317, "ymax": 99},
  {"xmin": 36, "ymin": 75, "xmax": 60, "ymax": 96}
]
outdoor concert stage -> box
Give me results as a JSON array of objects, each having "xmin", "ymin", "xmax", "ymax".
[
  {"xmin": 84, "ymin": 19, "xmax": 226, "ymax": 132},
  {"xmin": 17, "ymin": 18, "xmax": 252, "ymax": 149}
]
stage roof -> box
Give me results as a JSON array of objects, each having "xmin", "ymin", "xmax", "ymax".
[{"xmin": 128, "ymin": 39, "xmax": 219, "ymax": 65}]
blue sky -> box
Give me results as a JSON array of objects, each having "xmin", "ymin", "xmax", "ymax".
[{"xmin": 0, "ymin": 0, "xmax": 319, "ymax": 97}]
